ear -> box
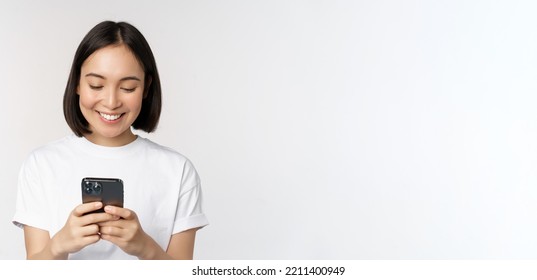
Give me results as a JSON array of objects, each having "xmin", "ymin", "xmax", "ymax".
[{"xmin": 143, "ymin": 76, "xmax": 152, "ymax": 99}]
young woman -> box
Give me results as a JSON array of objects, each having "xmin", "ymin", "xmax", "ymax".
[{"xmin": 12, "ymin": 21, "xmax": 208, "ymax": 260}]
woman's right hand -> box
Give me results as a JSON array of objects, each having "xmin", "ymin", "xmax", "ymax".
[{"xmin": 49, "ymin": 202, "xmax": 117, "ymax": 258}]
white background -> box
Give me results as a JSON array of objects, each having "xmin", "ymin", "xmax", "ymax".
[{"xmin": 2, "ymin": 0, "xmax": 537, "ymax": 259}]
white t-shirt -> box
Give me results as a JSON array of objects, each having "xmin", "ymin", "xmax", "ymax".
[{"xmin": 12, "ymin": 135, "xmax": 209, "ymax": 259}]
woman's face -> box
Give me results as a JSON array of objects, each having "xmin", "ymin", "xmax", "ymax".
[{"xmin": 77, "ymin": 44, "xmax": 145, "ymax": 147}]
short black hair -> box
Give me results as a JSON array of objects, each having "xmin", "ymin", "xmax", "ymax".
[{"xmin": 63, "ymin": 21, "xmax": 162, "ymax": 136}]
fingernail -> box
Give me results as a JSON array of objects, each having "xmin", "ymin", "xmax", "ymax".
[
  {"xmin": 104, "ymin": 205, "xmax": 112, "ymax": 212},
  {"xmin": 95, "ymin": 202, "xmax": 103, "ymax": 208}
]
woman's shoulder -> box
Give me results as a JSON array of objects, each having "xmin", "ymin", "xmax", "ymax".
[
  {"xmin": 20, "ymin": 135, "xmax": 80, "ymax": 170},
  {"xmin": 26, "ymin": 135, "xmax": 79, "ymax": 158},
  {"xmin": 137, "ymin": 137, "xmax": 193, "ymax": 163},
  {"xmin": 136, "ymin": 138, "xmax": 199, "ymax": 178},
  {"xmin": 137, "ymin": 138, "xmax": 200, "ymax": 184}
]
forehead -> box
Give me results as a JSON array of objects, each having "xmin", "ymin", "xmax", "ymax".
[{"xmin": 81, "ymin": 44, "xmax": 144, "ymax": 78}]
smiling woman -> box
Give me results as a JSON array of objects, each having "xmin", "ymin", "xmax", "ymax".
[
  {"xmin": 78, "ymin": 45, "xmax": 145, "ymax": 147},
  {"xmin": 12, "ymin": 21, "xmax": 209, "ymax": 260}
]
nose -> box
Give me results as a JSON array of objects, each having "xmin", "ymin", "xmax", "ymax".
[{"xmin": 102, "ymin": 88, "xmax": 122, "ymax": 109}]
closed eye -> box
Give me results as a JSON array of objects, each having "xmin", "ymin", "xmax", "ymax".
[
  {"xmin": 121, "ymin": 87, "xmax": 136, "ymax": 93},
  {"xmin": 89, "ymin": 85, "xmax": 103, "ymax": 90}
]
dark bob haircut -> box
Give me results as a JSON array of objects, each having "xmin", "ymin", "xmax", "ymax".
[{"xmin": 63, "ymin": 21, "xmax": 162, "ymax": 136}]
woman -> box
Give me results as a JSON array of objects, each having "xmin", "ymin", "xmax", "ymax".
[{"xmin": 13, "ymin": 21, "xmax": 208, "ymax": 259}]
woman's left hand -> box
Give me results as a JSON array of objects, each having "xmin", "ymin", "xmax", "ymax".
[{"xmin": 98, "ymin": 206, "xmax": 153, "ymax": 258}]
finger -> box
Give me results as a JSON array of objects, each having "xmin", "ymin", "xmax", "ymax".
[
  {"xmin": 100, "ymin": 234, "xmax": 123, "ymax": 246},
  {"xmin": 97, "ymin": 219, "xmax": 122, "ymax": 229},
  {"xmin": 79, "ymin": 224, "xmax": 100, "ymax": 237},
  {"xmin": 80, "ymin": 212, "xmax": 118, "ymax": 226},
  {"xmin": 99, "ymin": 225, "xmax": 124, "ymax": 237},
  {"xmin": 72, "ymin": 202, "xmax": 103, "ymax": 217},
  {"xmin": 104, "ymin": 206, "xmax": 135, "ymax": 220},
  {"xmin": 81, "ymin": 235, "xmax": 101, "ymax": 246},
  {"xmin": 98, "ymin": 218, "xmax": 131, "ymax": 231},
  {"xmin": 97, "ymin": 217, "xmax": 121, "ymax": 227}
]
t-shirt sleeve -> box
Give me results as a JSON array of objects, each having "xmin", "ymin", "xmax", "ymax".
[
  {"xmin": 172, "ymin": 159, "xmax": 209, "ymax": 234},
  {"xmin": 12, "ymin": 153, "xmax": 51, "ymax": 231}
]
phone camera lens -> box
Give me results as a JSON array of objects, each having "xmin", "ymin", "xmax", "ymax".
[
  {"xmin": 93, "ymin": 182, "xmax": 102, "ymax": 194},
  {"xmin": 84, "ymin": 181, "xmax": 94, "ymax": 194}
]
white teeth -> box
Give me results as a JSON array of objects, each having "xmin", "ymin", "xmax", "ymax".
[{"xmin": 99, "ymin": 112, "xmax": 121, "ymax": 121}]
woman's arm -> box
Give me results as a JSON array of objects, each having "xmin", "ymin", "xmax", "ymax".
[
  {"xmin": 23, "ymin": 202, "xmax": 114, "ymax": 259},
  {"xmin": 99, "ymin": 206, "xmax": 199, "ymax": 260},
  {"xmin": 130, "ymin": 228, "xmax": 198, "ymax": 260},
  {"xmin": 166, "ymin": 228, "xmax": 198, "ymax": 259},
  {"xmin": 24, "ymin": 225, "xmax": 67, "ymax": 260}
]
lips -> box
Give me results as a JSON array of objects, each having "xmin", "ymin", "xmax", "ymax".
[{"xmin": 98, "ymin": 111, "xmax": 124, "ymax": 122}]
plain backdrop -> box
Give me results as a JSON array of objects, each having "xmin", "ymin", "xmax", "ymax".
[{"xmin": 2, "ymin": 0, "xmax": 537, "ymax": 259}]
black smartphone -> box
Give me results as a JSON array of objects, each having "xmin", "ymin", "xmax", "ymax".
[{"xmin": 81, "ymin": 177, "xmax": 124, "ymax": 214}]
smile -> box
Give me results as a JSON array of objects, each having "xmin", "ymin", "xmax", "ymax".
[{"xmin": 98, "ymin": 111, "xmax": 123, "ymax": 121}]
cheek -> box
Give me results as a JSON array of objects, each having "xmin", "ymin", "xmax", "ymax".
[
  {"xmin": 126, "ymin": 95, "xmax": 144, "ymax": 112},
  {"xmin": 78, "ymin": 92, "xmax": 96, "ymax": 110}
]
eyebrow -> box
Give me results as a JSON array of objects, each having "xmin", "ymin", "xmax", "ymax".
[{"xmin": 85, "ymin": 72, "xmax": 141, "ymax": 82}]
